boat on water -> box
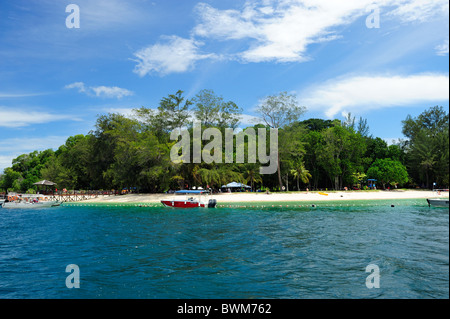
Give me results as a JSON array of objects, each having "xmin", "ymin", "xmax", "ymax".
[
  {"xmin": 0, "ymin": 193, "xmax": 61, "ymax": 209},
  {"xmin": 427, "ymin": 198, "xmax": 449, "ymax": 207},
  {"xmin": 161, "ymin": 190, "xmax": 217, "ymax": 208}
]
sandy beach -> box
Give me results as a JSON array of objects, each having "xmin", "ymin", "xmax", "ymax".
[{"xmin": 84, "ymin": 190, "xmax": 447, "ymax": 204}]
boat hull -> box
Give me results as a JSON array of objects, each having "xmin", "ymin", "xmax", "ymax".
[
  {"xmin": 1, "ymin": 201, "xmax": 61, "ymax": 209},
  {"xmin": 427, "ymin": 199, "xmax": 449, "ymax": 207},
  {"xmin": 161, "ymin": 200, "xmax": 206, "ymax": 208}
]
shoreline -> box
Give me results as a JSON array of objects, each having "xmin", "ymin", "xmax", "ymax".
[{"xmin": 82, "ymin": 190, "xmax": 447, "ymax": 204}]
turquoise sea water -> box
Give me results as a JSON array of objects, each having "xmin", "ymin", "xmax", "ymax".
[{"xmin": 0, "ymin": 199, "xmax": 448, "ymax": 299}]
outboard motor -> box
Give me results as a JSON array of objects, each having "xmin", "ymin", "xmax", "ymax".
[{"xmin": 208, "ymin": 199, "xmax": 217, "ymax": 208}]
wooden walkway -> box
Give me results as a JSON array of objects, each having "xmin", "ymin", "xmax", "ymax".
[{"xmin": 48, "ymin": 191, "xmax": 115, "ymax": 203}]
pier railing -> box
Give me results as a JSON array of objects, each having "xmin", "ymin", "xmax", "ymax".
[{"xmin": 47, "ymin": 190, "xmax": 116, "ymax": 202}]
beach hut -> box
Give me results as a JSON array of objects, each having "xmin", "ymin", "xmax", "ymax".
[{"xmin": 33, "ymin": 180, "xmax": 57, "ymax": 194}]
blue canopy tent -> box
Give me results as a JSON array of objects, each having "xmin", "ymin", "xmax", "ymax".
[{"xmin": 367, "ymin": 179, "xmax": 377, "ymax": 189}]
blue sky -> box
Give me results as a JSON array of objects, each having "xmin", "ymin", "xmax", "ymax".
[{"xmin": 0, "ymin": 0, "xmax": 448, "ymax": 172}]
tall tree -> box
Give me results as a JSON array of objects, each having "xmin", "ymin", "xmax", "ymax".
[
  {"xmin": 402, "ymin": 106, "xmax": 449, "ymax": 188},
  {"xmin": 255, "ymin": 91, "xmax": 307, "ymax": 190},
  {"xmin": 192, "ymin": 89, "xmax": 242, "ymax": 129},
  {"xmin": 158, "ymin": 90, "xmax": 192, "ymax": 133},
  {"xmin": 318, "ymin": 125, "xmax": 366, "ymax": 190}
]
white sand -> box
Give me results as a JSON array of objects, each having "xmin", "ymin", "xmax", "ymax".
[{"xmin": 84, "ymin": 190, "xmax": 447, "ymax": 204}]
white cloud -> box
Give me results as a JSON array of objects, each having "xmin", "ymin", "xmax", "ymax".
[
  {"xmin": 192, "ymin": 0, "xmax": 449, "ymax": 63},
  {"xmin": 65, "ymin": 82, "xmax": 133, "ymax": 99},
  {"xmin": 240, "ymin": 113, "xmax": 263, "ymax": 127},
  {"xmin": 435, "ymin": 39, "xmax": 449, "ymax": 56},
  {"xmin": 0, "ymin": 107, "xmax": 79, "ymax": 128},
  {"xmin": 193, "ymin": 0, "xmax": 365, "ymax": 63},
  {"xmin": 132, "ymin": 36, "xmax": 217, "ymax": 76},
  {"xmin": 300, "ymin": 73, "xmax": 449, "ymax": 118},
  {"xmin": 65, "ymin": 82, "xmax": 87, "ymax": 93},
  {"xmin": 383, "ymin": 137, "xmax": 403, "ymax": 145},
  {"xmin": 130, "ymin": 0, "xmax": 448, "ymax": 73}
]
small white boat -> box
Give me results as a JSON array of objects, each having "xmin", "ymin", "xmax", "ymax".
[
  {"xmin": 427, "ymin": 198, "xmax": 449, "ymax": 207},
  {"xmin": 1, "ymin": 193, "xmax": 61, "ymax": 209}
]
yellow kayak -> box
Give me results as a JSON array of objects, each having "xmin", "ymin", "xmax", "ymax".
[{"xmin": 318, "ymin": 192, "xmax": 328, "ymax": 196}]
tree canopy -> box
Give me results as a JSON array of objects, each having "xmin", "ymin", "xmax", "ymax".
[{"xmin": 1, "ymin": 91, "xmax": 447, "ymax": 194}]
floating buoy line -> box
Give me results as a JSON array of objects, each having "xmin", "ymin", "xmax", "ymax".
[{"xmin": 62, "ymin": 200, "xmax": 420, "ymax": 209}]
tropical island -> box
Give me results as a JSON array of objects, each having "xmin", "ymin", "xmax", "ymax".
[{"xmin": 1, "ymin": 90, "xmax": 448, "ymax": 201}]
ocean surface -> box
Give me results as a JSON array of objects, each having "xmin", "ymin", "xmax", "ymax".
[{"xmin": 0, "ymin": 199, "xmax": 448, "ymax": 299}]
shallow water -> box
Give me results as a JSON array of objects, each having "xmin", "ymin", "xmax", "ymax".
[{"xmin": 0, "ymin": 199, "xmax": 448, "ymax": 299}]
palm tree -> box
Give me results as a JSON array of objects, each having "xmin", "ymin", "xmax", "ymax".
[
  {"xmin": 197, "ymin": 167, "xmax": 220, "ymax": 189},
  {"xmin": 195, "ymin": 166, "xmax": 244, "ymax": 190},
  {"xmin": 217, "ymin": 166, "xmax": 244, "ymax": 187},
  {"xmin": 243, "ymin": 165, "xmax": 262, "ymax": 191},
  {"xmin": 192, "ymin": 164, "xmax": 202, "ymax": 186},
  {"xmin": 290, "ymin": 161, "xmax": 312, "ymax": 191}
]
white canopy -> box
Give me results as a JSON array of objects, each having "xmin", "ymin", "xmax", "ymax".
[
  {"xmin": 221, "ymin": 182, "xmax": 251, "ymax": 188},
  {"xmin": 33, "ymin": 180, "xmax": 56, "ymax": 186}
]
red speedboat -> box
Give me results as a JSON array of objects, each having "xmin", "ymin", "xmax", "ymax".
[{"xmin": 161, "ymin": 190, "xmax": 217, "ymax": 208}]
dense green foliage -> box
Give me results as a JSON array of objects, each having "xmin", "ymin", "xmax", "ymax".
[
  {"xmin": 1, "ymin": 89, "xmax": 448, "ymax": 193},
  {"xmin": 402, "ymin": 106, "xmax": 449, "ymax": 189}
]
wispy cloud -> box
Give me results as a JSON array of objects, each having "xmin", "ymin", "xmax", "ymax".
[
  {"xmin": 0, "ymin": 92, "xmax": 48, "ymax": 98},
  {"xmin": 193, "ymin": 0, "xmax": 368, "ymax": 63},
  {"xmin": 131, "ymin": 0, "xmax": 448, "ymax": 75},
  {"xmin": 132, "ymin": 36, "xmax": 218, "ymax": 76},
  {"xmin": 194, "ymin": 0, "xmax": 449, "ymax": 63},
  {"xmin": 435, "ymin": 39, "xmax": 449, "ymax": 56},
  {"xmin": 300, "ymin": 73, "xmax": 450, "ymax": 118},
  {"xmin": 65, "ymin": 82, "xmax": 134, "ymax": 99},
  {"xmin": 387, "ymin": 0, "xmax": 448, "ymax": 22},
  {"xmin": 0, "ymin": 107, "xmax": 80, "ymax": 128}
]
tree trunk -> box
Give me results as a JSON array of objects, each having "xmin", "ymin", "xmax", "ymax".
[{"xmin": 277, "ymin": 157, "xmax": 283, "ymax": 190}]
